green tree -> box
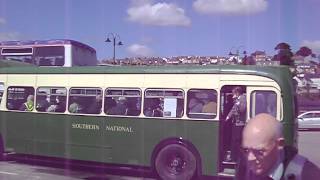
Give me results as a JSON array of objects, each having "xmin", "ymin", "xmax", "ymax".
[
  {"xmin": 296, "ymin": 46, "xmax": 312, "ymax": 57},
  {"xmin": 273, "ymin": 42, "xmax": 294, "ymax": 66}
]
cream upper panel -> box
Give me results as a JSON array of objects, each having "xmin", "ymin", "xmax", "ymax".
[
  {"xmin": 104, "ymin": 74, "xmax": 144, "ymax": 87},
  {"xmin": 0, "ymin": 75, "xmax": 6, "ymax": 83},
  {"xmin": 37, "ymin": 74, "xmax": 70, "ymax": 87},
  {"xmin": 7, "ymin": 75, "xmax": 36, "ymax": 86},
  {"xmin": 67, "ymin": 74, "xmax": 104, "ymax": 87},
  {"xmin": 143, "ymin": 74, "xmax": 187, "ymax": 88},
  {"xmin": 5, "ymin": 73, "xmax": 279, "ymax": 90}
]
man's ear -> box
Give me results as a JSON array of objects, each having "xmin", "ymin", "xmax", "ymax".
[{"xmin": 277, "ymin": 137, "xmax": 285, "ymax": 150}]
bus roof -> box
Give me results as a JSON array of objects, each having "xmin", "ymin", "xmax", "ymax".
[{"xmin": 0, "ymin": 39, "xmax": 96, "ymax": 53}]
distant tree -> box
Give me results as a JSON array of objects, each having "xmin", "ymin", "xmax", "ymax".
[
  {"xmin": 296, "ymin": 46, "xmax": 312, "ymax": 57},
  {"xmin": 242, "ymin": 55, "xmax": 256, "ymax": 65},
  {"xmin": 273, "ymin": 42, "xmax": 294, "ymax": 66}
]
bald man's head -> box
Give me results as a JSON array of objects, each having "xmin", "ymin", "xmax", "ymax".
[
  {"xmin": 242, "ymin": 113, "xmax": 285, "ymax": 176},
  {"xmin": 243, "ymin": 113, "xmax": 283, "ymax": 144}
]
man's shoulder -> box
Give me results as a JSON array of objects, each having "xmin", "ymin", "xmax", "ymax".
[
  {"xmin": 301, "ymin": 159, "xmax": 320, "ymax": 179},
  {"xmin": 284, "ymin": 152, "xmax": 320, "ymax": 180}
]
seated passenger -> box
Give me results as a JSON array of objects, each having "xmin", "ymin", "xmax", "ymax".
[
  {"xmin": 197, "ymin": 93, "xmax": 217, "ymax": 114},
  {"xmin": 87, "ymin": 95, "xmax": 102, "ymax": 114},
  {"xmin": 108, "ymin": 97, "xmax": 127, "ymax": 115},
  {"xmin": 153, "ymin": 98, "xmax": 164, "ymax": 117},
  {"xmin": 202, "ymin": 99, "xmax": 217, "ymax": 114},
  {"xmin": 188, "ymin": 98, "xmax": 203, "ymax": 113},
  {"xmin": 47, "ymin": 96, "xmax": 66, "ymax": 112},
  {"xmin": 126, "ymin": 98, "xmax": 140, "ymax": 116},
  {"xmin": 36, "ymin": 95, "xmax": 50, "ymax": 112},
  {"xmin": 68, "ymin": 97, "xmax": 82, "ymax": 113},
  {"xmin": 20, "ymin": 94, "xmax": 34, "ymax": 111}
]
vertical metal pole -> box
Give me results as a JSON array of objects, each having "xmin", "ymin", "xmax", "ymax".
[{"xmin": 113, "ymin": 37, "xmax": 116, "ymax": 64}]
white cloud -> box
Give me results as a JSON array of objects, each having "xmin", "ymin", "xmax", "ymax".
[
  {"xmin": 127, "ymin": 1, "xmax": 191, "ymax": 26},
  {"xmin": 302, "ymin": 40, "xmax": 320, "ymax": 54},
  {"xmin": 0, "ymin": 18, "xmax": 5, "ymax": 25},
  {"xmin": 127, "ymin": 44, "xmax": 154, "ymax": 57},
  {"xmin": 193, "ymin": 0, "xmax": 268, "ymax": 15},
  {"xmin": 0, "ymin": 32, "xmax": 20, "ymax": 41}
]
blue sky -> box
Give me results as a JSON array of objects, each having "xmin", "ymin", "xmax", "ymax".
[{"xmin": 0, "ymin": 0, "xmax": 320, "ymax": 60}]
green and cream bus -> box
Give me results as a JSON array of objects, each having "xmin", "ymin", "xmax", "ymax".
[{"xmin": 0, "ymin": 64, "xmax": 297, "ymax": 179}]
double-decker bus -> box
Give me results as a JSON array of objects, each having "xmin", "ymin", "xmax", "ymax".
[
  {"xmin": 0, "ymin": 65, "xmax": 298, "ymax": 179},
  {"xmin": 0, "ymin": 39, "xmax": 97, "ymax": 67}
]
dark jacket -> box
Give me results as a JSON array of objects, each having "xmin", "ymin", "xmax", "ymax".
[{"xmin": 236, "ymin": 146, "xmax": 320, "ymax": 180}]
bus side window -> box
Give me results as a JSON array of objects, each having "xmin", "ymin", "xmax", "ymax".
[
  {"xmin": 105, "ymin": 88, "xmax": 141, "ymax": 116},
  {"xmin": 144, "ymin": 89, "xmax": 184, "ymax": 118},
  {"xmin": 6, "ymin": 86, "xmax": 35, "ymax": 111},
  {"xmin": 251, "ymin": 90, "xmax": 277, "ymax": 117},
  {"xmin": 187, "ymin": 89, "xmax": 217, "ymax": 119},
  {"xmin": 68, "ymin": 88, "xmax": 102, "ymax": 114},
  {"xmin": 36, "ymin": 87, "xmax": 67, "ymax": 113},
  {"xmin": 0, "ymin": 82, "xmax": 4, "ymax": 104}
]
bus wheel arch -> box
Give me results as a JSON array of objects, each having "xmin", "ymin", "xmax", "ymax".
[{"xmin": 151, "ymin": 138, "xmax": 202, "ymax": 180}]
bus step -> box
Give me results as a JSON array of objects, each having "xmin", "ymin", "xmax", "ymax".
[
  {"xmin": 218, "ymin": 168, "xmax": 235, "ymax": 177},
  {"xmin": 4, "ymin": 152, "xmax": 16, "ymax": 156},
  {"xmin": 222, "ymin": 160, "xmax": 236, "ymax": 165}
]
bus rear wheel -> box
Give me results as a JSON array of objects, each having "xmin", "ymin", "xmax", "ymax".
[{"xmin": 155, "ymin": 144, "xmax": 197, "ymax": 180}]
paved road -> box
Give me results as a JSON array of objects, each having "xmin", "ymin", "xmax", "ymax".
[
  {"xmin": 0, "ymin": 160, "xmax": 154, "ymax": 180},
  {"xmin": 298, "ymin": 131, "xmax": 320, "ymax": 167},
  {"xmin": 0, "ymin": 131, "xmax": 318, "ymax": 179}
]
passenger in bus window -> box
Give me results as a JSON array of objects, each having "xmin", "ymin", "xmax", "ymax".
[
  {"xmin": 226, "ymin": 86, "xmax": 246, "ymax": 162},
  {"xmin": 69, "ymin": 97, "xmax": 82, "ymax": 113},
  {"xmin": 108, "ymin": 97, "xmax": 127, "ymax": 115},
  {"xmin": 153, "ymin": 98, "xmax": 164, "ymax": 117},
  {"xmin": 143, "ymin": 99, "xmax": 154, "ymax": 117},
  {"xmin": 188, "ymin": 98, "xmax": 203, "ymax": 113},
  {"xmin": 47, "ymin": 96, "xmax": 66, "ymax": 113},
  {"xmin": 144, "ymin": 98, "xmax": 163, "ymax": 117},
  {"xmin": 36, "ymin": 95, "xmax": 50, "ymax": 112},
  {"xmin": 126, "ymin": 98, "xmax": 141, "ymax": 116},
  {"xmin": 201, "ymin": 93, "xmax": 217, "ymax": 114},
  {"xmin": 19, "ymin": 94, "xmax": 34, "ymax": 111},
  {"xmin": 87, "ymin": 95, "xmax": 102, "ymax": 114},
  {"xmin": 54, "ymin": 96, "xmax": 66, "ymax": 112}
]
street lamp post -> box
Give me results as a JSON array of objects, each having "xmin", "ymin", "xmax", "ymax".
[{"xmin": 105, "ymin": 33, "xmax": 123, "ymax": 64}]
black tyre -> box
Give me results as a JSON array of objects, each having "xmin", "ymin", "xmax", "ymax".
[{"xmin": 155, "ymin": 144, "xmax": 197, "ymax": 180}]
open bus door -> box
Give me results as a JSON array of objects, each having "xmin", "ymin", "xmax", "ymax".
[{"xmin": 218, "ymin": 85, "xmax": 280, "ymax": 177}]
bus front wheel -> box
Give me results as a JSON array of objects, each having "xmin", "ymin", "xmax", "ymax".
[{"xmin": 155, "ymin": 144, "xmax": 197, "ymax": 180}]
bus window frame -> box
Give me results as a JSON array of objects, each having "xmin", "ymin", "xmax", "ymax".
[
  {"xmin": 144, "ymin": 88, "xmax": 184, "ymax": 118},
  {"xmin": 105, "ymin": 87, "xmax": 142, "ymax": 117},
  {"xmin": 186, "ymin": 88, "xmax": 218, "ymax": 120},
  {"xmin": 68, "ymin": 87, "xmax": 103, "ymax": 115},
  {"xmin": 6, "ymin": 86, "xmax": 35, "ymax": 111},
  {"xmin": 247, "ymin": 86, "xmax": 282, "ymax": 121},
  {"xmin": 35, "ymin": 86, "xmax": 67, "ymax": 113}
]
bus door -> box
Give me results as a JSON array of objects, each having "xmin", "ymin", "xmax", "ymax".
[{"xmin": 218, "ymin": 85, "xmax": 247, "ymax": 176}]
